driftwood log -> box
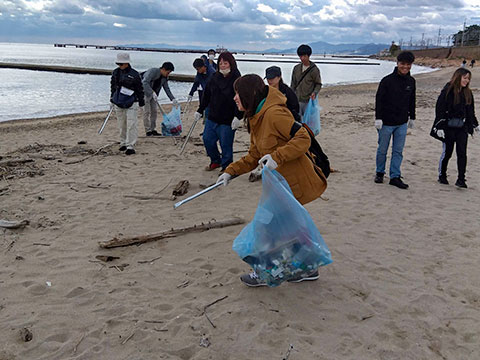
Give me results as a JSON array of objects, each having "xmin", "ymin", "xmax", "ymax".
[
  {"xmin": 172, "ymin": 180, "xmax": 189, "ymax": 196},
  {"xmin": 0, "ymin": 158, "xmax": 34, "ymax": 167},
  {"xmin": 124, "ymin": 194, "xmax": 174, "ymax": 201},
  {"xmin": 99, "ymin": 217, "xmax": 245, "ymax": 249}
]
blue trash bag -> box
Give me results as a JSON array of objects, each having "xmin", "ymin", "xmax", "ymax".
[
  {"xmin": 302, "ymin": 98, "xmax": 321, "ymax": 135},
  {"xmin": 161, "ymin": 105, "xmax": 182, "ymax": 136},
  {"xmin": 232, "ymin": 167, "xmax": 332, "ymax": 287}
]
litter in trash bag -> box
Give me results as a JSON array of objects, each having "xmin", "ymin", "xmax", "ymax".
[
  {"xmin": 161, "ymin": 105, "xmax": 182, "ymax": 136},
  {"xmin": 233, "ymin": 167, "xmax": 332, "ymax": 287},
  {"xmin": 302, "ymin": 98, "xmax": 322, "ymax": 136}
]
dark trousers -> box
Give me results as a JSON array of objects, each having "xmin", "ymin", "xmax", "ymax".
[{"xmin": 440, "ymin": 128, "xmax": 468, "ymax": 181}]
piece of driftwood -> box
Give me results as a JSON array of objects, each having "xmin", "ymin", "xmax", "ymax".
[
  {"xmin": 202, "ymin": 295, "xmax": 228, "ymax": 329},
  {"xmin": 172, "ymin": 180, "xmax": 189, "ymax": 196},
  {"xmin": 0, "ymin": 219, "xmax": 29, "ymax": 229},
  {"xmin": 0, "ymin": 158, "xmax": 34, "ymax": 167},
  {"xmin": 123, "ymin": 194, "xmax": 174, "ymax": 201},
  {"xmin": 95, "ymin": 255, "xmax": 120, "ymax": 262},
  {"xmin": 99, "ymin": 217, "xmax": 245, "ymax": 249},
  {"xmin": 73, "ymin": 333, "xmax": 86, "ymax": 354},
  {"xmin": 65, "ymin": 143, "xmax": 115, "ymax": 165}
]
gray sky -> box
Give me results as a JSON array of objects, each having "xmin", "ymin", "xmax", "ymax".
[{"xmin": 1, "ymin": 0, "xmax": 479, "ymax": 50}]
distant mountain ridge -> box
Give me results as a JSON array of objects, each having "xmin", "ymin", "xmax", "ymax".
[{"xmin": 122, "ymin": 41, "xmax": 389, "ymax": 55}]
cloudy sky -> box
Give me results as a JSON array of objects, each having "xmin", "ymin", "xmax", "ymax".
[{"xmin": 1, "ymin": 0, "xmax": 479, "ymax": 50}]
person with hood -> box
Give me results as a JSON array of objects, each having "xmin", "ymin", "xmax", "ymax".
[
  {"xmin": 265, "ymin": 65, "xmax": 301, "ymax": 122},
  {"xmin": 194, "ymin": 51, "xmax": 243, "ymax": 171},
  {"xmin": 110, "ymin": 52, "xmax": 145, "ymax": 155},
  {"xmin": 374, "ymin": 51, "xmax": 416, "ymax": 189},
  {"xmin": 187, "ymin": 58, "xmax": 215, "ymax": 103},
  {"xmin": 216, "ymin": 74, "xmax": 328, "ymax": 287},
  {"xmin": 290, "ymin": 44, "xmax": 322, "ymax": 117},
  {"xmin": 142, "ymin": 62, "xmax": 178, "ymax": 136},
  {"xmin": 433, "ymin": 67, "xmax": 479, "ymax": 188}
]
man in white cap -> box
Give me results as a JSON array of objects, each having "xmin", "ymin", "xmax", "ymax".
[{"xmin": 110, "ymin": 52, "xmax": 144, "ymax": 155}]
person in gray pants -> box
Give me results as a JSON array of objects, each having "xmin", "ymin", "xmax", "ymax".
[{"xmin": 142, "ymin": 62, "xmax": 178, "ymax": 136}]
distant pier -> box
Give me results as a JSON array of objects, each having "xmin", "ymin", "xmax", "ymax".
[
  {"xmin": 54, "ymin": 43, "xmax": 216, "ymax": 54},
  {"xmin": 0, "ymin": 62, "xmax": 195, "ymax": 82}
]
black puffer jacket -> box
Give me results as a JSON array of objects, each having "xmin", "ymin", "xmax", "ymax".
[
  {"xmin": 375, "ymin": 67, "xmax": 416, "ymax": 126},
  {"xmin": 435, "ymin": 83, "xmax": 478, "ymax": 134},
  {"xmin": 197, "ymin": 69, "xmax": 243, "ymax": 125},
  {"xmin": 279, "ymin": 81, "xmax": 301, "ymax": 123},
  {"xmin": 110, "ymin": 65, "xmax": 145, "ymax": 107}
]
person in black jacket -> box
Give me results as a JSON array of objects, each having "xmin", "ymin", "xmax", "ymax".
[
  {"xmin": 110, "ymin": 53, "xmax": 145, "ymax": 155},
  {"xmin": 264, "ymin": 66, "xmax": 301, "ymax": 122},
  {"xmin": 194, "ymin": 52, "xmax": 243, "ymax": 171},
  {"xmin": 433, "ymin": 68, "xmax": 479, "ymax": 188},
  {"xmin": 374, "ymin": 51, "xmax": 416, "ymax": 189}
]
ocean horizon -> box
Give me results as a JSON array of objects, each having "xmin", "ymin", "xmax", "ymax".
[{"xmin": 0, "ymin": 42, "xmax": 435, "ymax": 122}]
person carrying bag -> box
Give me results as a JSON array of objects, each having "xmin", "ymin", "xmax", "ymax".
[
  {"xmin": 434, "ymin": 67, "xmax": 479, "ymax": 188},
  {"xmin": 110, "ymin": 53, "xmax": 145, "ymax": 155},
  {"xmin": 216, "ymin": 74, "xmax": 329, "ymax": 287}
]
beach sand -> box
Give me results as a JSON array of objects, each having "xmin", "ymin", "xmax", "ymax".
[{"xmin": 1, "ymin": 66, "xmax": 480, "ymax": 360}]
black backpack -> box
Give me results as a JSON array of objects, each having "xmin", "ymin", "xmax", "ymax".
[{"xmin": 290, "ymin": 121, "xmax": 330, "ymax": 178}]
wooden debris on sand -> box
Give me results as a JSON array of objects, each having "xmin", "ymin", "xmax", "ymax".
[
  {"xmin": 99, "ymin": 217, "xmax": 245, "ymax": 249},
  {"xmin": 172, "ymin": 180, "xmax": 189, "ymax": 196}
]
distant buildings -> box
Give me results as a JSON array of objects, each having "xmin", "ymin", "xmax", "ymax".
[{"xmin": 452, "ymin": 25, "xmax": 480, "ymax": 47}]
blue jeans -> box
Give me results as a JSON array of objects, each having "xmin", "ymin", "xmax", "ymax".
[
  {"xmin": 202, "ymin": 119, "xmax": 235, "ymax": 169},
  {"xmin": 376, "ymin": 123, "xmax": 407, "ymax": 179}
]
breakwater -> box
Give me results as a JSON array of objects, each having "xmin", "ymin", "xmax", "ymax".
[{"xmin": 0, "ymin": 62, "xmax": 195, "ymax": 82}]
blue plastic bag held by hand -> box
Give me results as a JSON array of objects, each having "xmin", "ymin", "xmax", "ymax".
[
  {"xmin": 233, "ymin": 167, "xmax": 332, "ymax": 287},
  {"xmin": 302, "ymin": 98, "xmax": 321, "ymax": 135},
  {"xmin": 161, "ymin": 105, "xmax": 182, "ymax": 136}
]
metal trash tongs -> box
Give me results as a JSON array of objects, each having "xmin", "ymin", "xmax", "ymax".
[
  {"xmin": 173, "ymin": 182, "xmax": 223, "ymax": 209},
  {"xmin": 98, "ymin": 106, "xmax": 114, "ymax": 134},
  {"xmin": 173, "ymin": 175, "xmax": 237, "ymax": 210}
]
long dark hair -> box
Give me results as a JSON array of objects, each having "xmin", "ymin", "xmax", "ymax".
[
  {"xmin": 217, "ymin": 51, "xmax": 237, "ymax": 72},
  {"xmin": 447, "ymin": 68, "xmax": 472, "ymax": 105},
  {"xmin": 234, "ymin": 74, "xmax": 267, "ymax": 119}
]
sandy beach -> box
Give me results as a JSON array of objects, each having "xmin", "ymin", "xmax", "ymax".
[{"xmin": 1, "ymin": 66, "xmax": 480, "ymax": 360}]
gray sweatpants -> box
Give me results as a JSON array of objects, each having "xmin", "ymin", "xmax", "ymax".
[
  {"xmin": 143, "ymin": 96, "xmax": 158, "ymax": 133},
  {"xmin": 115, "ymin": 103, "xmax": 138, "ymax": 149}
]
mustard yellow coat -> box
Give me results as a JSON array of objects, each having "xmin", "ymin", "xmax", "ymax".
[{"xmin": 225, "ymin": 86, "xmax": 327, "ymax": 205}]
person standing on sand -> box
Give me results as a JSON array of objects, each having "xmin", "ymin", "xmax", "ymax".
[
  {"xmin": 142, "ymin": 62, "xmax": 178, "ymax": 136},
  {"xmin": 433, "ymin": 68, "xmax": 479, "ymax": 188},
  {"xmin": 194, "ymin": 52, "xmax": 243, "ymax": 172},
  {"xmin": 265, "ymin": 66, "xmax": 301, "ymax": 123},
  {"xmin": 187, "ymin": 58, "xmax": 215, "ymax": 104},
  {"xmin": 216, "ymin": 74, "xmax": 328, "ymax": 287},
  {"xmin": 374, "ymin": 51, "xmax": 416, "ymax": 189},
  {"xmin": 110, "ymin": 53, "xmax": 145, "ymax": 155},
  {"xmin": 290, "ymin": 44, "xmax": 322, "ymax": 118}
]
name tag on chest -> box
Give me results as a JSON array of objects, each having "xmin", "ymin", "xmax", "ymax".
[{"xmin": 120, "ymin": 86, "xmax": 134, "ymax": 96}]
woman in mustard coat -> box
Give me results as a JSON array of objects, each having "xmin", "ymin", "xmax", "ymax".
[{"xmin": 216, "ymin": 74, "xmax": 327, "ymax": 286}]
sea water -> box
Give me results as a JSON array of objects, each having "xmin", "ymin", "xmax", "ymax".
[{"xmin": 0, "ymin": 43, "xmax": 435, "ymax": 122}]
